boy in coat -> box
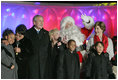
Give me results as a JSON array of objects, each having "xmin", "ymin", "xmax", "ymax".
[{"xmin": 57, "ymin": 39, "xmax": 80, "ymax": 79}]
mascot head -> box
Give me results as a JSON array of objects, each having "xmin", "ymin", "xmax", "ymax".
[{"xmin": 81, "ymin": 14, "xmax": 95, "ymax": 30}]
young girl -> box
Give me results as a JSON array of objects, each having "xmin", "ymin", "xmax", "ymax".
[
  {"xmin": 86, "ymin": 41, "xmax": 115, "ymax": 79},
  {"xmin": 1, "ymin": 28, "xmax": 18, "ymax": 79}
]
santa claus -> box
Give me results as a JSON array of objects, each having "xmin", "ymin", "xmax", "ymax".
[{"xmin": 60, "ymin": 14, "xmax": 95, "ymax": 64}]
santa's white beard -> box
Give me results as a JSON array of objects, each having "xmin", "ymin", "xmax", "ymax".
[{"xmin": 61, "ymin": 25, "xmax": 85, "ymax": 47}]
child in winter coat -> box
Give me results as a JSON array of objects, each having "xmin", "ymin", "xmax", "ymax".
[
  {"xmin": 57, "ymin": 39, "xmax": 80, "ymax": 79},
  {"xmin": 1, "ymin": 28, "xmax": 18, "ymax": 79},
  {"xmin": 86, "ymin": 41, "xmax": 115, "ymax": 79}
]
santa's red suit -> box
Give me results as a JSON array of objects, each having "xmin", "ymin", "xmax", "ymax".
[
  {"xmin": 60, "ymin": 15, "xmax": 95, "ymax": 64},
  {"xmin": 81, "ymin": 27, "xmax": 94, "ymax": 44}
]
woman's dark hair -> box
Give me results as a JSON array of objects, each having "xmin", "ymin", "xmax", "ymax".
[
  {"xmin": 2, "ymin": 28, "xmax": 14, "ymax": 39},
  {"xmin": 94, "ymin": 41, "xmax": 104, "ymax": 49},
  {"xmin": 94, "ymin": 21, "xmax": 106, "ymax": 32},
  {"xmin": 15, "ymin": 24, "xmax": 27, "ymax": 35}
]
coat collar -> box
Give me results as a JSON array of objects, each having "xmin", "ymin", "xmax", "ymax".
[
  {"xmin": 31, "ymin": 26, "xmax": 45, "ymax": 40},
  {"xmin": 1, "ymin": 43, "xmax": 14, "ymax": 58}
]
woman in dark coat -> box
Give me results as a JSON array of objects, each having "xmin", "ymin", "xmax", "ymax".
[
  {"xmin": 14, "ymin": 37, "xmax": 32, "ymax": 79},
  {"xmin": 86, "ymin": 42, "xmax": 115, "ymax": 79},
  {"xmin": 13, "ymin": 24, "xmax": 32, "ymax": 79},
  {"xmin": 48, "ymin": 29, "xmax": 66, "ymax": 79}
]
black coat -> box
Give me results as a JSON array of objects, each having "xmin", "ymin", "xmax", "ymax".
[
  {"xmin": 48, "ymin": 42, "xmax": 66, "ymax": 79},
  {"xmin": 13, "ymin": 37, "xmax": 32, "ymax": 79},
  {"xmin": 25, "ymin": 27, "xmax": 50, "ymax": 79},
  {"xmin": 57, "ymin": 49, "xmax": 80, "ymax": 79},
  {"xmin": 86, "ymin": 51, "xmax": 113, "ymax": 79},
  {"xmin": 111, "ymin": 54, "xmax": 117, "ymax": 66}
]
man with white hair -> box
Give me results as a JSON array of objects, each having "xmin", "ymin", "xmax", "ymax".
[{"xmin": 60, "ymin": 14, "xmax": 95, "ymax": 63}]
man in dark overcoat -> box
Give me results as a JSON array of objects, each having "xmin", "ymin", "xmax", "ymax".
[{"xmin": 25, "ymin": 15, "xmax": 50, "ymax": 79}]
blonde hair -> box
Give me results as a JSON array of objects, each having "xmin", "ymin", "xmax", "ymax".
[{"xmin": 49, "ymin": 28, "xmax": 60, "ymax": 40}]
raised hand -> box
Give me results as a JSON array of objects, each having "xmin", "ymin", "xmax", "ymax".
[
  {"xmin": 62, "ymin": 36, "xmax": 67, "ymax": 44},
  {"xmin": 81, "ymin": 13, "xmax": 89, "ymax": 23}
]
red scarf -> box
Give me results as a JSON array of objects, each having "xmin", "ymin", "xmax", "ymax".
[
  {"xmin": 94, "ymin": 34, "xmax": 108, "ymax": 53},
  {"xmin": 77, "ymin": 51, "xmax": 82, "ymax": 63}
]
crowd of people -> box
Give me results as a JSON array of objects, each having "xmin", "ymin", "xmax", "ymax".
[{"xmin": 1, "ymin": 15, "xmax": 117, "ymax": 79}]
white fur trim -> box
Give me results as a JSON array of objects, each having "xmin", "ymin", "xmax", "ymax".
[
  {"xmin": 60, "ymin": 16, "xmax": 87, "ymax": 47},
  {"xmin": 60, "ymin": 25, "xmax": 85, "ymax": 47}
]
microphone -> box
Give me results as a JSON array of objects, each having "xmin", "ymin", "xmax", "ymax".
[
  {"xmin": 57, "ymin": 37, "xmax": 62, "ymax": 48},
  {"xmin": 57, "ymin": 37, "xmax": 61, "ymax": 42},
  {"xmin": 16, "ymin": 41, "xmax": 20, "ymax": 55}
]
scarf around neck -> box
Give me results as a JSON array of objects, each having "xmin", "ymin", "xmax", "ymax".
[{"xmin": 94, "ymin": 34, "xmax": 108, "ymax": 53}]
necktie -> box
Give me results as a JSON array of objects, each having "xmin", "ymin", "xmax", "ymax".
[{"xmin": 37, "ymin": 31, "xmax": 39, "ymax": 34}]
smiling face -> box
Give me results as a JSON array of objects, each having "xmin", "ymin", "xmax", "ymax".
[
  {"xmin": 65, "ymin": 21, "xmax": 73, "ymax": 29},
  {"xmin": 94, "ymin": 22, "xmax": 106, "ymax": 36},
  {"xmin": 68, "ymin": 41, "xmax": 76, "ymax": 52},
  {"xmin": 33, "ymin": 16, "xmax": 44, "ymax": 30},
  {"xmin": 95, "ymin": 43, "xmax": 104, "ymax": 55},
  {"xmin": 7, "ymin": 33, "xmax": 15, "ymax": 44},
  {"xmin": 95, "ymin": 26, "xmax": 104, "ymax": 36},
  {"xmin": 53, "ymin": 31, "xmax": 60, "ymax": 41},
  {"xmin": 15, "ymin": 33, "xmax": 24, "ymax": 41}
]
